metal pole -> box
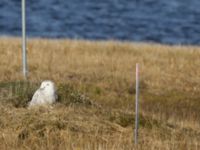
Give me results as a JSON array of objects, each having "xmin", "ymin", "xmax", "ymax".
[
  {"xmin": 135, "ymin": 63, "xmax": 139, "ymax": 145},
  {"xmin": 22, "ymin": 0, "xmax": 27, "ymax": 79}
]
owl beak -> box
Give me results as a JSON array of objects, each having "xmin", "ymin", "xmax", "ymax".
[{"xmin": 40, "ymin": 87, "xmax": 45, "ymax": 90}]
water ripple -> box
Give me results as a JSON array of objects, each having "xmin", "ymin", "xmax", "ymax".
[{"xmin": 0, "ymin": 0, "xmax": 200, "ymax": 45}]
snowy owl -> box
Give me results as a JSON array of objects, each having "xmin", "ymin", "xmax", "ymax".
[{"xmin": 28, "ymin": 80, "xmax": 57, "ymax": 107}]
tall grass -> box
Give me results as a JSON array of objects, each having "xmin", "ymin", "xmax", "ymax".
[{"xmin": 0, "ymin": 37, "xmax": 200, "ymax": 149}]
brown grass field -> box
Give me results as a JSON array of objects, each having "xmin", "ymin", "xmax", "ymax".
[{"xmin": 0, "ymin": 37, "xmax": 200, "ymax": 149}]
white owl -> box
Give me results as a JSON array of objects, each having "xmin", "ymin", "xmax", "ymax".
[{"xmin": 28, "ymin": 80, "xmax": 57, "ymax": 107}]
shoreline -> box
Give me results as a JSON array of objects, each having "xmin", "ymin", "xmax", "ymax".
[{"xmin": 1, "ymin": 36, "xmax": 200, "ymax": 48}]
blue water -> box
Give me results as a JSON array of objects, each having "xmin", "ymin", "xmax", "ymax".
[{"xmin": 0, "ymin": 0, "xmax": 200, "ymax": 45}]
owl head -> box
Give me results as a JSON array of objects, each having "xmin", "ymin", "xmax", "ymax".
[{"xmin": 40, "ymin": 80, "xmax": 56, "ymax": 94}]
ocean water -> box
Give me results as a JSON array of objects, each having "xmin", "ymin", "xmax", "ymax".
[{"xmin": 0, "ymin": 0, "xmax": 200, "ymax": 45}]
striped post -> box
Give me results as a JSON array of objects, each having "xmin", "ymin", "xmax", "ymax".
[{"xmin": 135, "ymin": 63, "xmax": 139, "ymax": 145}]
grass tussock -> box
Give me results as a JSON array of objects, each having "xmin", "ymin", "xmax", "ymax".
[{"xmin": 0, "ymin": 37, "xmax": 200, "ymax": 149}]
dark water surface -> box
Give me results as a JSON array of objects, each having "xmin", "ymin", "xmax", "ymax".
[{"xmin": 0, "ymin": 0, "xmax": 200, "ymax": 45}]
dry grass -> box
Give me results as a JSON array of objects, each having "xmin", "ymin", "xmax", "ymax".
[{"xmin": 0, "ymin": 37, "xmax": 200, "ymax": 149}]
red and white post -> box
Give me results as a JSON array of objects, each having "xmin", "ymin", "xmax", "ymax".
[{"xmin": 135, "ymin": 63, "xmax": 139, "ymax": 145}]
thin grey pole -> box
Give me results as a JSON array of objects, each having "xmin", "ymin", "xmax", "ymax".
[
  {"xmin": 22, "ymin": 0, "xmax": 27, "ymax": 79},
  {"xmin": 135, "ymin": 63, "xmax": 139, "ymax": 145}
]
